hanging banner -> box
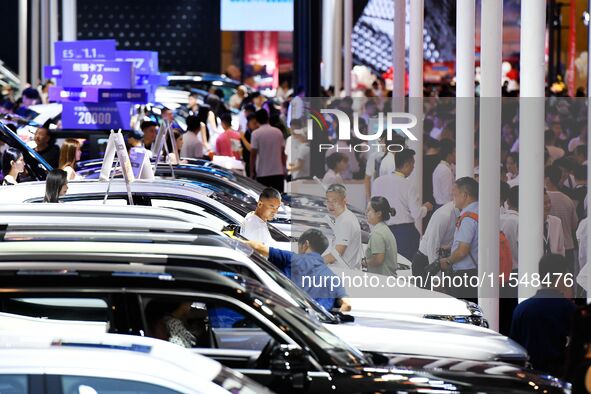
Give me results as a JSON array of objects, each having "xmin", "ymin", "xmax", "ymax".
[{"xmin": 243, "ymin": 31, "xmax": 279, "ymax": 90}]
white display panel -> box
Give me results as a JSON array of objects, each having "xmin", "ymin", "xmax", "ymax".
[{"xmin": 221, "ymin": 0, "xmax": 294, "ymax": 31}]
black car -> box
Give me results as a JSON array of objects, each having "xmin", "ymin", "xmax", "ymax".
[
  {"xmin": 0, "ymin": 255, "xmax": 569, "ymax": 393},
  {"xmin": 77, "ymin": 160, "xmax": 371, "ymax": 236},
  {"xmin": 0, "ymin": 122, "xmax": 50, "ymax": 181}
]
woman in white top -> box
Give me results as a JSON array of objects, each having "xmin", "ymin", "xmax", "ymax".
[
  {"xmin": 322, "ymin": 152, "xmax": 348, "ymax": 186},
  {"xmin": 59, "ymin": 138, "xmax": 82, "ymax": 181},
  {"xmin": 181, "ymin": 115, "xmax": 209, "ymax": 160},
  {"xmin": 1, "ymin": 147, "xmax": 25, "ymax": 185}
]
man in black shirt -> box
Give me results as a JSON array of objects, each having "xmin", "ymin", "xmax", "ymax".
[
  {"xmin": 510, "ymin": 254, "xmax": 577, "ymax": 377},
  {"xmin": 34, "ymin": 127, "xmax": 60, "ymax": 168}
]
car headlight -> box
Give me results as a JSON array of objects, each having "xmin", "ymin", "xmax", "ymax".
[
  {"xmin": 424, "ymin": 301, "xmax": 489, "ymax": 327},
  {"xmin": 423, "ymin": 314, "xmax": 488, "ymax": 327}
]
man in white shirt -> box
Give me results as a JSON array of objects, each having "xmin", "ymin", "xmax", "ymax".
[
  {"xmin": 432, "ymin": 139, "xmax": 455, "ymax": 209},
  {"xmin": 500, "ymin": 186, "xmax": 519, "ymax": 271},
  {"xmin": 544, "ymin": 191, "xmax": 566, "ymax": 256},
  {"xmin": 323, "ymin": 184, "xmax": 363, "ymax": 270},
  {"xmin": 413, "ymin": 201, "xmax": 458, "ymax": 279},
  {"xmin": 240, "ymin": 187, "xmax": 282, "ymax": 247},
  {"xmin": 372, "ymin": 149, "xmax": 433, "ymax": 260}
]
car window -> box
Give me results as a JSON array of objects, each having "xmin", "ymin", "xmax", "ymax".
[
  {"xmin": 142, "ymin": 296, "xmax": 273, "ymax": 351},
  {"xmin": 63, "ymin": 198, "xmax": 128, "ymax": 206},
  {"xmin": 150, "ymin": 198, "xmax": 234, "ymax": 224},
  {"xmin": 60, "ymin": 376, "xmax": 181, "ymax": 394},
  {"xmin": 0, "ymin": 297, "xmax": 110, "ymax": 334},
  {"xmin": 0, "ymin": 375, "xmax": 27, "ymax": 394}
]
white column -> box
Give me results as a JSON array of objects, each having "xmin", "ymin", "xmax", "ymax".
[
  {"xmin": 587, "ymin": 0, "xmax": 591, "ymax": 303},
  {"xmin": 62, "ymin": 0, "xmax": 77, "ymax": 41},
  {"xmin": 343, "ymin": 0, "xmax": 353, "ymax": 96},
  {"xmin": 392, "ymin": 0, "xmax": 406, "ymax": 100},
  {"xmin": 455, "ymin": 0, "xmax": 475, "ymax": 179},
  {"xmin": 18, "ymin": 0, "xmax": 28, "ymax": 91},
  {"xmin": 478, "ymin": 0, "xmax": 503, "ymax": 332},
  {"xmin": 519, "ymin": 0, "xmax": 546, "ymax": 302},
  {"xmin": 50, "ymin": 0, "xmax": 59, "ymax": 64},
  {"xmin": 321, "ymin": 0, "xmax": 334, "ymax": 89},
  {"xmin": 41, "ymin": 0, "xmax": 50, "ymax": 75},
  {"xmin": 409, "ymin": 0, "xmax": 424, "ymax": 232},
  {"xmin": 333, "ymin": 0, "xmax": 343, "ymax": 95},
  {"xmin": 31, "ymin": 0, "xmax": 40, "ymax": 86}
]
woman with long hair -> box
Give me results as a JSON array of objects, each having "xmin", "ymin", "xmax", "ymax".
[
  {"xmin": 43, "ymin": 169, "xmax": 68, "ymax": 203},
  {"xmin": 59, "ymin": 138, "xmax": 81, "ymax": 181},
  {"xmin": 363, "ymin": 196, "xmax": 398, "ymax": 276},
  {"xmin": 166, "ymin": 129, "xmax": 185, "ymax": 165},
  {"xmin": 1, "ymin": 147, "xmax": 25, "ymax": 185}
]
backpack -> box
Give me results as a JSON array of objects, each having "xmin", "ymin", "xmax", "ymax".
[{"xmin": 456, "ymin": 212, "xmax": 513, "ymax": 278}]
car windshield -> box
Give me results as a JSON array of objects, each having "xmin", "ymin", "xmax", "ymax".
[
  {"xmin": 250, "ymin": 259, "xmax": 336, "ymax": 322},
  {"xmin": 244, "ymin": 281, "xmax": 369, "ymax": 368}
]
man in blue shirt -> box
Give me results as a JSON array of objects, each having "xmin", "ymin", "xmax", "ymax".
[
  {"xmin": 439, "ymin": 177, "xmax": 479, "ymax": 299},
  {"xmin": 510, "ymin": 254, "xmax": 576, "ymax": 377},
  {"xmin": 243, "ymin": 229, "xmax": 351, "ymax": 312}
]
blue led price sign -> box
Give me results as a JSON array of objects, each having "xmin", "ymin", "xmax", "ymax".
[
  {"xmin": 55, "ymin": 40, "xmax": 117, "ymax": 66},
  {"xmin": 62, "ymin": 102, "xmax": 132, "ymax": 130},
  {"xmin": 61, "ymin": 60, "xmax": 134, "ymax": 89}
]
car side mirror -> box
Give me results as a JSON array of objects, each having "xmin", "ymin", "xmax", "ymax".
[{"xmin": 269, "ymin": 344, "xmax": 312, "ymax": 376}]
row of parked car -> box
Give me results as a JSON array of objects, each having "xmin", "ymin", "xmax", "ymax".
[{"xmin": 0, "ymin": 121, "xmax": 571, "ymax": 392}]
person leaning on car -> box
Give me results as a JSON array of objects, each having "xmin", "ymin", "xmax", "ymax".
[
  {"xmin": 240, "ymin": 187, "xmax": 281, "ymax": 247},
  {"xmin": 243, "ymin": 228, "xmax": 351, "ymax": 313}
]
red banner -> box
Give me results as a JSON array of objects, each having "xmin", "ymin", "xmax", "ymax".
[
  {"xmin": 243, "ymin": 31, "xmax": 279, "ymax": 90},
  {"xmin": 567, "ymin": 0, "xmax": 576, "ymax": 96}
]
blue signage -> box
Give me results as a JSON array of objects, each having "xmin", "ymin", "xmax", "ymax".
[
  {"xmin": 115, "ymin": 51, "xmax": 159, "ymax": 75},
  {"xmin": 49, "ymin": 40, "xmax": 164, "ymax": 130},
  {"xmin": 55, "ymin": 40, "xmax": 117, "ymax": 66},
  {"xmin": 98, "ymin": 89, "xmax": 148, "ymax": 103},
  {"xmin": 61, "ymin": 60, "xmax": 134, "ymax": 89},
  {"xmin": 62, "ymin": 102, "xmax": 132, "ymax": 130}
]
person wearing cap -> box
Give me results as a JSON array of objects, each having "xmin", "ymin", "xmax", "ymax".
[
  {"xmin": 371, "ymin": 149, "xmax": 433, "ymax": 260},
  {"xmin": 126, "ymin": 129, "xmax": 144, "ymax": 150}
]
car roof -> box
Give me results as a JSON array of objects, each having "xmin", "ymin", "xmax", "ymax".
[
  {"xmin": 0, "ymin": 179, "xmax": 215, "ymax": 202},
  {"xmin": 0, "ymin": 332, "xmax": 222, "ymax": 385},
  {"xmin": 0, "ymin": 204, "xmax": 224, "ymax": 234}
]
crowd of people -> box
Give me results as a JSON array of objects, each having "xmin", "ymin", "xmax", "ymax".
[{"xmin": 3, "ymin": 77, "xmax": 591, "ymax": 391}]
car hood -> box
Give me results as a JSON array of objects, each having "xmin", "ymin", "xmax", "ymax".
[
  {"xmin": 325, "ymin": 317, "xmax": 527, "ymax": 363},
  {"xmin": 371, "ymin": 356, "xmax": 567, "ymax": 393}
]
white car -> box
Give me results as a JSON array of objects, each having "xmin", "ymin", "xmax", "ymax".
[
  {"xmin": 0, "ymin": 204, "xmax": 528, "ymax": 365},
  {"xmin": 0, "ymin": 331, "xmax": 272, "ymax": 393}
]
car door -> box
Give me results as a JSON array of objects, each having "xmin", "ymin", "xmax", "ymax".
[{"xmin": 135, "ymin": 292, "xmax": 292, "ymax": 387}]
